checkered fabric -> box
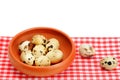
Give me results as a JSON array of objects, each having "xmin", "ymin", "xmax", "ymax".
[{"xmin": 0, "ymin": 36, "xmax": 120, "ymax": 80}]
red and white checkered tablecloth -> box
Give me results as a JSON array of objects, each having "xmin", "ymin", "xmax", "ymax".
[{"xmin": 0, "ymin": 36, "xmax": 120, "ymax": 80}]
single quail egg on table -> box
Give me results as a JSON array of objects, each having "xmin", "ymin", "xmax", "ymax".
[{"xmin": 100, "ymin": 56, "xmax": 118, "ymax": 70}]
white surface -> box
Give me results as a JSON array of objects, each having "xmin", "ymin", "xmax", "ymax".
[{"xmin": 0, "ymin": 0, "xmax": 120, "ymax": 37}]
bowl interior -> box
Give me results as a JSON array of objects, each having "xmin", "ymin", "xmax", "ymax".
[{"xmin": 11, "ymin": 27, "xmax": 73, "ymax": 64}]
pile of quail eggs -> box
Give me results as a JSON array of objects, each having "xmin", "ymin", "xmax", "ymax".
[{"xmin": 19, "ymin": 34, "xmax": 63, "ymax": 66}]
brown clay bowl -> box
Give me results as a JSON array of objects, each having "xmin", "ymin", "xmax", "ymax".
[{"xmin": 8, "ymin": 27, "xmax": 75, "ymax": 76}]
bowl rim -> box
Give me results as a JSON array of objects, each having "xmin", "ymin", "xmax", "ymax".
[{"xmin": 8, "ymin": 27, "xmax": 75, "ymax": 69}]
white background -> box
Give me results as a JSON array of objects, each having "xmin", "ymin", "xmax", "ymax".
[{"xmin": 0, "ymin": 0, "xmax": 120, "ymax": 37}]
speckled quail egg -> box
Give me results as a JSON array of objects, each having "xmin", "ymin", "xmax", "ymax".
[
  {"xmin": 46, "ymin": 49, "xmax": 63, "ymax": 64},
  {"xmin": 79, "ymin": 44, "xmax": 95, "ymax": 57},
  {"xmin": 20, "ymin": 50, "xmax": 35, "ymax": 66},
  {"xmin": 35, "ymin": 55, "xmax": 51, "ymax": 66},
  {"xmin": 46, "ymin": 38, "xmax": 60, "ymax": 52},
  {"xmin": 100, "ymin": 56, "xmax": 118, "ymax": 70},
  {"xmin": 19, "ymin": 40, "xmax": 30, "ymax": 51},
  {"xmin": 32, "ymin": 34, "xmax": 47, "ymax": 45},
  {"xmin": 32, "ymin": 45, "xmax": 46, "ymax": 58}
]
